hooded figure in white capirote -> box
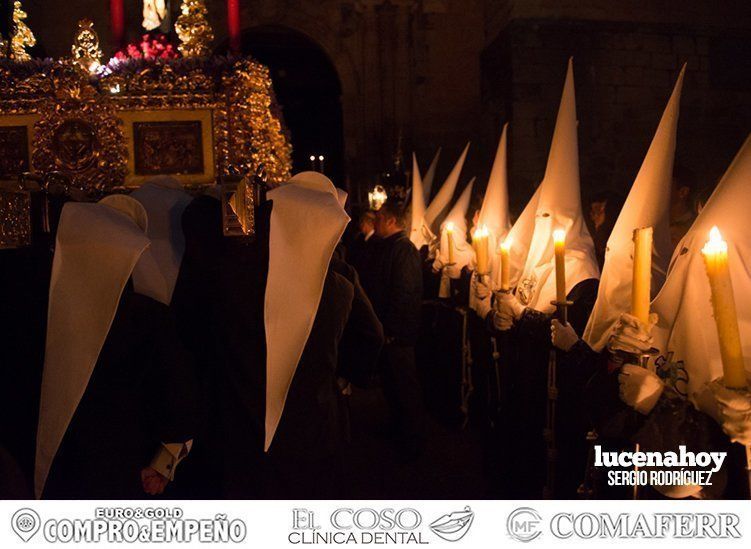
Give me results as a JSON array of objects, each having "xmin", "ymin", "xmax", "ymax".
[
  {"xmin": 583, "ymin": 66, "xmax": 685, "ymax": 352},
  {"xmin": 422, "ymin": 143, "xmax": 470, "ymax": 252},
  {"xmin": 36, "ymin": 195, "xmax": 196, "ymax": 499},
  {"xmin": 514, "ymin": 59, "xmax": 599, "ymax": 314},
  {"xmin": 173, "ymin": 171, "xmax": 383, "ymax": 498}
]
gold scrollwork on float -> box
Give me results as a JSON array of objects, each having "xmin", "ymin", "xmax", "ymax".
[{"xmin": 32, "ymin": 63, "xmax": 127, "ymax": 194}]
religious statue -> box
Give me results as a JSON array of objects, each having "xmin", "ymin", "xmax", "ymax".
[
  {"xmin": 71, "ymin": 19, "xmax": 103, "ymax": 73},
  {"xmin": 175, "ymin": 0, "xmax": 214, "ymax": 57},
  {"xmin": 11, "ymin": 1, "xmax": 36, "ymax": 62},
  {"xmin": 143, "ymin": 0, "xmax": 169, "ymax": 32}
]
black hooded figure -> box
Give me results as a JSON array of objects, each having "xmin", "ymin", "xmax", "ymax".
[
  {"xmin": 173, "ymin": 173, "xmax": 382, "ymax": 499},
  {"xmin": 35, "ymin": 196, "xmax": 197, "ymax": 499}
]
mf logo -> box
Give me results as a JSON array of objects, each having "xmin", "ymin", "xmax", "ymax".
[{"xmin": 507, "ymin": 507, "xmax": 542, "ymax": 542}]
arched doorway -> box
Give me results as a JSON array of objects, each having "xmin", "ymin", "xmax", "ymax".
[{"xmin": 231, "ymin": 26, "xmax": 345, "ymax": 186}]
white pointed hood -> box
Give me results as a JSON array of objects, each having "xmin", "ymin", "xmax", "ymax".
[
  {"xmin": 583, "ymin": 68, "xmax": 684, "ymax": 351},
  {"xmin": 434, "ymin": 178, "xmax": 476, "ymax": 274},
  {"xmin": 478, "ymin": 123, "xmax": 512, "ymax": 284},
  {"xmin": 131, "ymin": 177, "xmax": 192, "ymax": 305},
  {"xmin": 423, "ymin": 143, "xmax": 470, "ymax": 236},
  {"xmin": 35, "ymin": 195, "xmax": 151, "ymax": 498},
  {"xmin": 515, "ymin": 59, "xmax": 599, "ymax": 312},
  {"xmin": 495, "ymin": 185, "xmax": 541, "ymax": 290},
  {"xmin": 264, "ymin": 171, "xmax": 350, "ymax": 451},
  {"xmin": 650, "ymin": 134, "xmax": 751, "ymax": 406},
  {"xmin": 422, "ymin": 147, "xmax": 441, "ymax": 203},
  {"xmin": 409, "ymin": 153, "xmax": 429, "ymax": 248}
]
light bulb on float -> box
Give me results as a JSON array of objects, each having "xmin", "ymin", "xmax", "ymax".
[{"xmin": 368, "ymin": 185, "xmax": 387, "ymax": 211}]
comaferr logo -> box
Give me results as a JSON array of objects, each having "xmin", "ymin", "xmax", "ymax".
[
  {"xmin": 507, "ymin": 507, "xmax": 542, "ymax": 542},
  {"xmin": 550, "ymin": 513, "xmax": 741, "ymax": 539}
]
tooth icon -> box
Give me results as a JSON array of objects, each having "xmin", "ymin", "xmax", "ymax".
[
  {"xmin": 429, "ymin": 506, "xmax": 475, "ymax": 542},
  {"xmin": 12, "ymin": 508, "xmax": 40, "ymax": 542}
]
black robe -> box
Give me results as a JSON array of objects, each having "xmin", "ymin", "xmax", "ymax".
[
  {"xmin": 489, "ymin": 278, "xmax": 599, "ymax": 498},
  {"xmin": 0, "ymin": 242, "xmax": 51, "ymax": 497},
  {"xmin": 174, "ymin": 196, "xmax": 383, "ymax": 498},
  {"xmin": 43, "ymin": 286, "xmax": 197, "ymax": 499}
]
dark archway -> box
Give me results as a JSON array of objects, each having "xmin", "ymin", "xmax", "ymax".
[{"xmin": 227, "ymin": 26, "xmax": 345, "ymax": 186}]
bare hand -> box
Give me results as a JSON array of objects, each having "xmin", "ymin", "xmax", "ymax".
[{"xmin": 141, "ymin": 466, "xmax": 169, "ymax": 496}]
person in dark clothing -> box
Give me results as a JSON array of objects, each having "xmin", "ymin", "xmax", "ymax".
[
  {"xmin": 36, "ymin": 197, "xmax": 197, "ymax": 500},
  {"xmin": 331, "ymin": 245, "xmax": 385, "ymax": 390},
  {"xmin": 347, "ymin": 210, "xmax": 379, "ymax": 284},
  {"xmin": 43, "ymin": 287, "xmax": 197, "ymax": 499},
  {"xmin": 487, "ymin": 278, "xmax": 599, "ymax": 498},
  {"xmin": 364, "ymin": 199, "xmax": 425, "ymax": 458},
  {"xmin": 173, "ymin": 173, "xmax": 383, "ymax": 498}
]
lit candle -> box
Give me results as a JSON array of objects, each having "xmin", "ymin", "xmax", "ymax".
[
  {"xmin": 553, "ymin": 229, "xmax": 566, "ymax": 304},
  {"xmin": 701, "ymin": 226, "xmax": 747, "ymax": 389},
  {"xmin": 473, "ymin": 225, "xmax": 489, "ymax": 275},
  {"xmin": 446, "ymin": 222, "xmax": 456, "ymax": 265},
  {"xmin": 631, "ymin": 227, "xmax": 653, "ymax": 324},
  {"xmin": 500, "ymin": 237, "xmax": 512, "ymax": 291},
  {"xmin": 319, "ymin": 155, "xmax": 325, "ymax": 174},
  {"xmin": 309, "ymin": 155, "xmax": 316, "ymax": 170}
]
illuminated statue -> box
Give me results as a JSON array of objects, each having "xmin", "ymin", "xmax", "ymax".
[
  {"xmin": 71, "ymin": 19, "xmax": 103, "ymax": 74},
  {"xmin": 175, "ymin": 0, "xmax": 214, "ymax": 57},
  {"xmin": 143, "ymin": 0, "xmax": 168, "ymax": 31},
  {"xmin": 11, "ymin": 1, "xmax": 36, "ymax": 62}
]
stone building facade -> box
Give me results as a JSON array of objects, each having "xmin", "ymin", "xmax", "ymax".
[{"xmin": 17, "ymin": 0, "xmax": 751, "ymax": 209}]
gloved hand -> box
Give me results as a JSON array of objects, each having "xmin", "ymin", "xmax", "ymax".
[
  {"xmin": 607, "ymin": 312, "xmax": 658, "ymax": 355},
  {"xmin": 551, "ymin": 319, "xmax": 579, "ymax": 351},
  {"xmin": 495, "ymin": 291, "xmax": 525, "ymax": 321},
  {"xmin": 708, "ymin": 376, "xmax": 751, "ymax": 446},
  {"xmin": 470, "ymin": 273, "xmax": 492, "ymax": 319},
  {"xmin": 618, "ymin": 364, "xmax": 664, "ymax": 415}
]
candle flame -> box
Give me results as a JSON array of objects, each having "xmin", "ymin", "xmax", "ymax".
[
  {"xmin": 553, "ymin": 229, "xmax": 566, "ymax": 245},
  {"xmin": 501, "ymin": 237, "xmax": 512, "ymax": 252},
  {"xmin": 703, "ymin": 226, "xmax": 728, "ymax": 255},
  {"xmin": 446, "ymin": 222, "xmax": 455, "ymax": 233},
  {"xmin": 473, "ymin": 224, "xmax": 489, "ymax": 239}
]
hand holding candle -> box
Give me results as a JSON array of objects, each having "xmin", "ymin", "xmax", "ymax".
[
  {"xmin": 702, "ymin": 226, "xmax": 747, "ymax": 390},
  {"xmin": 553, "ymin": 229, "xmax": 567, "ymax": 304},
  {"xmin": 632, "ymin": 227, "xmax": 653, "ymax": 324}
]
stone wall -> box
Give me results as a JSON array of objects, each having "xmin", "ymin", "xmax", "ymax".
[
  {"xmin": 15, "ymin": 1, "xmax": 751, "ymax": 207},
  {"xmin": 481, "ymin": 17, "xmax": 751, "ymax": 211}
]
